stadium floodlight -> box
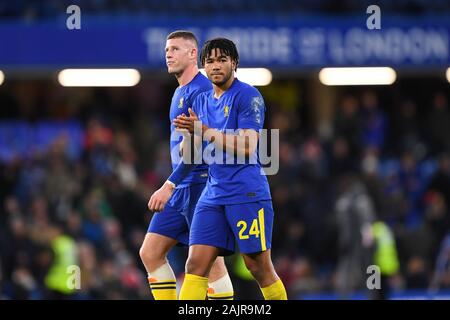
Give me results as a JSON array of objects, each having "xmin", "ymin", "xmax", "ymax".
[
  {"xmin": 200, "ymin": 68, "xmax": 272, "ymax": 86},
  {"xmin": 446, "ymin": 68, "xmax": 450, "ymax": 83},
  {"xmin": 58, "ymin": 69, "xmax": 141, "ymax": 87},
  {"xmin": 0, "ymin": 70, "xmax": 4, "ymax": 85},
  {"xmin": 319, "ymin": 67, "xmax": 396, "ymax": 86}
]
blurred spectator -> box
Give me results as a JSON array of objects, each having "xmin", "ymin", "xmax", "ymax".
[
  {"xmin": 334, "ymin": 174, "xmax": 375, "ymax": 298},
  {"xmin": 298, "ymin": 135, "xmax": 327, "ymax": 182},
  {"xmin": 427, "ymin": 152, "xmax": 450, "ymax": 206},
  {"xmin": 429, "ymin": 234, "xmax": 450, "ymax": 292},
  {"xmin": 1, "ymin": 212, "xmax": 42, "ymax": 299},
  {"xmin": 1, "ymin": 77, "xmax": 450, "ymax": 300},
  {"xmin": 405, "ymin": 256, "xmax": 429, "ymax": 289},
  {"xmin": 370, "ymin": 221, "xmax": 400, "ymax": 300},
  {"xmin": 114, "ymin": 130, "xmax": 138, "ymax": 190},
  {"xmin": 425, "ymin": 92, "xmax": 450, "ymax": 155},
  {"xmin": 397, "ymin": 226, "xmax": 434, "ymax": 289},
  {"xmin": 422, "ymin": 191, "xmax": 450, "ymax": 266},
  {"xmin": 283, "ymin": 257, "xmax": 321, "ymax": 298},
  {"xmin": 43, "ymin": 224, "xmax": 78, "ymax": 299},
  {"xmin": 360, "ymin": 90, "xmax": 387, "ymax": 154},
  {"xmin": 329, "ymin": 136, "xmax": 357, "ymax": 179},
  {"xmin": 76, "ymin": 241, "xmax": 100, "ymax": 299},
  {"xmin": 392, "ymin": 100, "xmax": 423, "ymax": 156},
  {"xmin": 398, "ymin": 151, "xmax": 424, "ymax": 228},
  {"xmin": 333, "ymin": 94, "xmax": 361, "ymax": 157}
]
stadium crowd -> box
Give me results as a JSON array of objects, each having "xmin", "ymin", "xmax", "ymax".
[{"xmin": 0, "ymin": 77, "xmax": 449, "ymax": 299}]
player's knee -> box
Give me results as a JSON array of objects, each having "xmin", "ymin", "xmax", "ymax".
[
  {"xmin": 211, "ymin": 257, "xmax": 226, "ymax": 271},
  {"xmin": 185, "ymin": 255, "xmax": 209, "ymax": 277},
  {"xmin": 139, "ymin": 245, "xmax": 165, "ymax": 270},
  {"xmin": 209, "ymin": 258, "xmax": 228, "ymax": 280},
  {"xmin": 244, "ymin": 258, "xmax": 258, "ymax": 274},
  {"xmin": 244, "ymin": 258, "xmax": 266, "ymax": 281},
  {"xmin": 139, "ymin": 245, "xmax": 150, "ymax": 265}
]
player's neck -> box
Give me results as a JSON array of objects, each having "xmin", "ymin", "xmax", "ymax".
[
  {"xmin": 176, "ymin": 64, "xmax": 199, "ymax": 87},
  {"xmin": 213, "ymin": 76, "xmax": 235, "ymax": 99}
]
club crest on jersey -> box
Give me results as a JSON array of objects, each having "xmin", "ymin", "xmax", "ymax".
[
  {"xmin": 178, "ymin": 97, "xmax": 184, "ymax": 108},
  {"xmin": 224, "ymin": 105, "xmax": 230, "ymax": 117}
]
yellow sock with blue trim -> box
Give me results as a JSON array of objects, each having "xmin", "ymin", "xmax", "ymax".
[
  {"xmin": 148, "ymin": 263, "xmax": 177, "ymax": 300},
  {"xmin": 207, "ymin": 274, "xmax": 234, "ymax": 300},
  {"xmin": 179, "ymin": 273, "xmax": 209, "ymax": 300},
  {"xmin": 260, "ymin": 279, "xmax": 288, "ymax": 300}
]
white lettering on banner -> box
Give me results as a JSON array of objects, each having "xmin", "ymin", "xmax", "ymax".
[
  {"xmin": 276, "ymin": 28, "xmax": 292, "ymax": 62},
  {"xmin": 143, "ymin": 28, "xmax": 169, "ymax": 61},
  {"xmin": 364, "ymin": 32, "xmax": 387, "ymax": 61},
  {"xmin": 206, "ymin": 28, "xmax": 292, "ymax": 63},
  {"xmin": 409, "ymin": 28, "xmax": 427, "ymax": 63},
  {"xmin": 385, "ymin": 28, "xmax": 407, "ymax": 63},
  {"xmin": 346, "ymin": 28, "xmax": 367, "ymax": 64},
  {"xmin": 326, "ymin": 27, "xmax": 448, "ymax": 64},
  {"xmin": 328, "ymin": 29, "xmax": 345, "ymax": 63},
  {"xmin": 142, "ymin": 27, "xmax": 203, "ymax": 62},
  {"xmin": 297, "ymin": 28, "xmax": 326, "ymax": 64},
  {"xmin": 418, "ymin": 28, "xmax": 449, "ymax": 62},
  {"xmin": 141, "ymin": 26, "xmax": 448, "ymax": 66}
]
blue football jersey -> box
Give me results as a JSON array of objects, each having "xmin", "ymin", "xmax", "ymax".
[
  {"xmin": 193, "ymin": 78, "xmax": 272, "ymax": 205},
  {"xmin": 169, "ymin": 72, "xmax": 210, "ymax": 186}
]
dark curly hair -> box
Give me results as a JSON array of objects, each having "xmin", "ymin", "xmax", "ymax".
[{"xmin": 200, "ymin": 38, "xmax": 239, "ymax": 71}]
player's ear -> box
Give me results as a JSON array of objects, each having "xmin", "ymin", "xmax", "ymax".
[
  {"xmin": 190, "ymin": 47, "xmax": 197, "ymax": 59},
  {"xmin": 232, "ymin": 60, "xmax": 237, "ymax": 71}
]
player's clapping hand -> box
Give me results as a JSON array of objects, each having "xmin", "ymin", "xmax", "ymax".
[
  {"xmin": 173, "ymin": 108, "xmax": 199, "ymax": 134},
  {"xmin": 148, "ymin": 181, "xmax": 175, "ymax": 212}
]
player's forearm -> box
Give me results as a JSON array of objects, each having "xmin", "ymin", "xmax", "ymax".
[
  {"xmin": 167, "ymin": 160, "xmax": 193, "ymax": 186},
  {"xmin": 203, "ymin": 126, "xmax": 257, "ymax": 157},
  {"xmin": 169, "ymin": 135, "xmax": 202, "ymax": 186}
]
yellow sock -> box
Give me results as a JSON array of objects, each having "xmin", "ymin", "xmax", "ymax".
[
  {"xmin": 260, "ymin": 279, "xmax": 288, "ymax": 300},
  {"xmin": 148, "ymin": 277, "xmax": 177, "ymax": 300},
  {"xmin": 207, "ymin": 289, "xmax": 234, "ymax": 300},
  {"xmin": 179, "ymin": 273, "xmax": 209, "ymax": 300}
]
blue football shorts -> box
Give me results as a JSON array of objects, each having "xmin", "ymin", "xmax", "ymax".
[
  {"xmin": 147, "ymin": 182, "xmax": 206, "ymax": 246},
  {"xmin": 189, "ymin": 200, "xmax": 274, "ymax": 255}
]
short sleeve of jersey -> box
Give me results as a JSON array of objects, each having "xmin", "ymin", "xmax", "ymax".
[
  {"xmin": 191, "ymin": 92, "xmax": 205, "ymax": 116},
  {"xmin": 181, "ymin": 92, "xmax": 194, "ymax": 112},
  {"xmin": 183, "ymin": 75, "xmax": 210, "ymax": 112},
  {"xmin": 237, "ymin": 86, "xmax": 266, "ymax": 131},
  {"xmin": 186, "ymin": 88, "xmax": 203, "ymax": 109}
]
